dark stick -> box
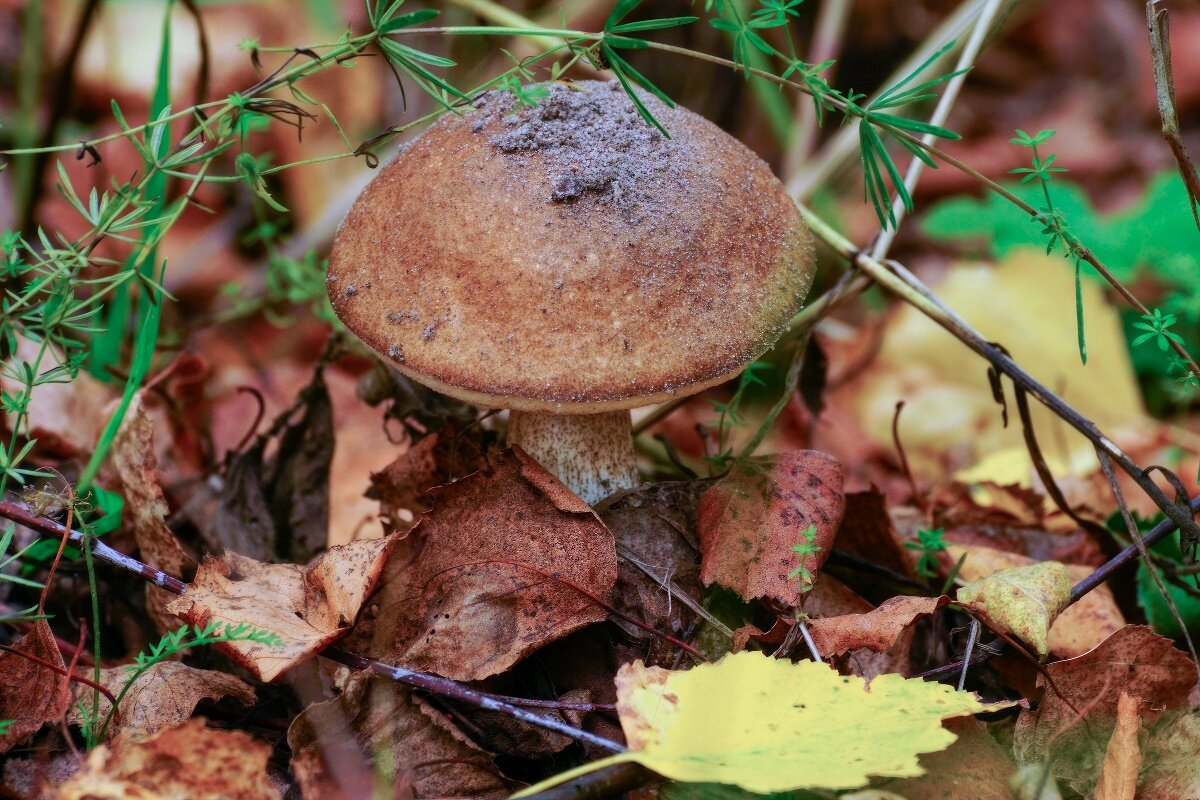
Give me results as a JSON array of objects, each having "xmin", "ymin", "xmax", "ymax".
[
  {"xmin": 19, "ymin": 0, "xmax": 102, "ymax": 235},
  {"xmin": 0, "ymin": 500, "xmax": 624, "ymax": 754}
]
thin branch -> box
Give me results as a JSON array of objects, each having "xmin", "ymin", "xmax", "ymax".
[{"xmin": 0, "ymin": 500, "xmax": 624, "ymax": 754}]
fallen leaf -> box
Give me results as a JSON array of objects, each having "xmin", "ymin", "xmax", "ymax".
[
  {"xmin": 112, "ymin": 395, "xmax": 196, "ymax": 633},
  {"xmin": 1093, "ymin": 692, "xmax": 1142, "ymax": 800},
  {"xmin": 353, "ymin": 448, "xmax": 617, "ymax": 681},
  {"xmin": 0, "ymin": 621, "xmax": 69, "ymax": 753},
  {"xmin": 807, "ymin": 595, "xmax": 948, "ymax": 658},
  {"xmin": 836, "ymin": 489, "xmax": 914, "ymax": 579},
  {"xmin": 600, "ymin": 480, "xmax": 707, "ymax": 667},
  {"xmin": 876, "ymin": 717, "xmax": 1017, "ymax": 800},
  {"xmin": 947, "ymin": 544, "xmax": 1124, "ymax": 658},
  {"xmin": 1009, "ymin": 764, "xmax": 1064, "ymax": 800},
  {"xmin": 1139, "ymin": 712, "xmax": 1200, "ymax": 799},
  {"xmin": 957, "ymin": 561, "xmax": 1071, "ymax": 660},
  {"xmin": 804, "ymin": 575, "xmax": 917, "ymax": 679},
  {"xmin": 288, "ymin": 671, "xmax": 506, "ymax": 799},
  {"xmin": 51, "ymin": 718, "xmax": 279, "ymax": 800},
  {"xmin": 513, "ymin": 651, "xmax": 1010, "ymax": 796},
  {"xmin": 1013, "ymin": 625, "xmax": 1195, "ymax": 794},
  {"xmin": 844, "ymin": 251, "xmax": 1146, "ymax": 484},
  {"xmin": 697, "ymin": 451, "xmax": 845, "ymax": 605},
  {"xmin": 368, "ymin": 431, "xmax": 444, "ymax": 535},
  {"xmin": 166, "ymin": 535, "xmax": 395, "ymax": 681},
  {"xmin": 66, "ymin": 662, "xmax": 255, "ymax": 739}
]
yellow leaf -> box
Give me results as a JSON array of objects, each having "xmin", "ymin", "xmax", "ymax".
[
  {"xmin": 512, "ymin": 651, "xmax": 1009, "ymax": 796},
  {"xmin": 957, "ymin": 560, "xmax": 1071, "ymax": 660},
  {"xmin": 1094, "ymin": 692, "xmax": 1142, "ymax": 800}
]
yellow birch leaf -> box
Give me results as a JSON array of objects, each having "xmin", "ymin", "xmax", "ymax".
[
  {"xmin": 957, "ymin": 560, "xmax": 1072, "ymax": 660},
  {"xmin": 512, "ymin": 651, "xmax": 1010, "ymax": 796}
]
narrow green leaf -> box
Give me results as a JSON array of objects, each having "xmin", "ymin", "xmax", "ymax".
[
  {"xmin": 609, "ymin": 16, "xmax": 697, "ymax": 33},
  {"xmin": 378, "ymin": 8, "xmax": 438, "ymax": 33}
]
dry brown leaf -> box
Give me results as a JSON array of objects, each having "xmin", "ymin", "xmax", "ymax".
[
  {"xmin": 1139, "ymin": 712, "xmax": 1200, "ymax": 799},
  {"xmin": 112, "ymin": 395, "xmax": 196, "ymax": 633},
  {"xmin": 353, "ymin": 447, "xmax": 617, "ymax": 681},
  {"xmin": 1013, "ymin": 625, "xmax": 1195, "ymax": 794},
  {"xmin": 875, "ymin": 717, "xmax": 1017, "ymax": 799},
  {"xmin": 807, "ymin": 595, "xmax": 947, "ymax": 658},
  {"xmin": 368, "ymin": 431, "xmax": 444, "ymax": 534},
  {"xmin": 1093, "ymin": 692, "xmax": 1142, "ymax": 800},
  {"xmin": 802, "ymin": 575, "xmax": 916, "ymax": 679},
  {"xmin": 166, "ymin": 536, "xmax": 395, "ymax": 681},
  {"xmin": 697, "ymin": 451, "xmax": 845, "ymax": 605},
  {"xmin": 52, "ymin": 718, "xmax": 279, "ymax": 800},
  {"xmin": 0, "ymin": 620, "xmax": 69, "ymax": 753},
  {"xmin": 600, "ymin": 480, "xmax": 707, "ymax": 667},
  {"xmin": 287, "ymin": 671, "xmax": 506, "ymax": 799},
  {"xmin": 946, "ymin": 544, "xmax": 1123, "ymax": 659},
  {"xmin": 835, "ymin": 490, "xmax": 913, "ymax": 579},
  {"xmin": 66, "ymin": 661, "xmax": 255, "ymax": 739}
]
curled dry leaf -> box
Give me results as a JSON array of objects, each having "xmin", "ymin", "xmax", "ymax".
[
  {"xmin": 807, "ymin": 595, "xmax": 948, "ymax": 658},
  {"xmin": 66, "ymin": 661, "xmax": 255, "ymax": 739},
  {"xmin": 368, "ymin": 431, "xmax": 443, "ymax": 534},
  {"xmin": 1013, "ymin": 625, "xmax": 1196, "ymax": 794},
  {"xmin": 112, "ymin": 395, "xmax": 196, "ymax": 633},
  {"xmin": 166, "ymin": 535, "xmax": 395, "ymax": 682},
  {"xmin": 288, "ymin": 671, "xmax": 506, "ymax": 800},
  {"xmin": 956, "ymin": 560, "xmax": 1071, "ymax": 660},
  {"xmin": 51, "ymin": 718, "xmax": 279, "ymax": 800},
  {"xmin": 697, "ymin": 451, "xmax": 845, "ymax": 606},
  {"xmin": 947, "ymin": 544, "xmax": 1124, "ymax": 659},
  {"xmin": 1093, "ymin": 692, "xmax": 1142, "ymax": 800},
  {"xmin": 0, "ymin": 621, "xmax": 70, "ymax": 753},
  {"xmin": 353, "ymin": 448, "xmax": 617, "ymax": 681}
]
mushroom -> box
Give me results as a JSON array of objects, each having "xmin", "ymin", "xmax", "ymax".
[{"xmin": 327, "ymin": 81, "xmax": 816, "ymax": 504}]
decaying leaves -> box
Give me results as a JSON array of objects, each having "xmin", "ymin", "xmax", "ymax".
[
  {"xmin": 66, "ymin": 661, "xmax": 255, "ymax": 740},
  {"xmin": 0, "ymin": 621, "xmax": 70, "ymax": 753},
  {"xmin": 112, "ymin": 395, "xmax": 196, "ymax": 633},
  {"xmin": 1139, "ymin": 712, "xmax": 1200, "ymax": 799},
  {"xmin": 697, "ymin": 451, "xmax": 845, "ymax": 606},
  {"xmin": 600, "ymin": 480, "xmax": 708, "ymax": 667},
  {"xmin": 956, "ymin": 560, "xmax": 1071, "ymax": 660},
  {"xmin": 875, "ymin": 717, "xmax": 1018, "ymax": 800},
  {"xmin": 166, "ymin": 535, "xmax": 395, "ymax": 681},
  {"xmin": 353, "ymin": 448, "xmax": 617, "ymax": 681},
  {"xmin": 947, "ymin": 544, "xmax": 1124, "ymax": 658},
  {"xmin": 51, "ymin": 718, "xmax": 279, "ymax": 800},
  {"xmin": 1013, "ymin": 625, "xmax": 1196, "ymax": 794},
  {"xmin": 288, "ymin": 671, "xmax": 506, "ymax": 799},
  {"xmin": 807, "ymin": 595, "xmax": 947, "ymax": 658}
]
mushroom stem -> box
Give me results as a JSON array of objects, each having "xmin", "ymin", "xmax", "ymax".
[{"xmin": 507, "ymin": 410, "xmax": 638, "ymax": 504}]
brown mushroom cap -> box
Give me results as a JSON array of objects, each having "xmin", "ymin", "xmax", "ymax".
[{"xmin": 328, "ymin": 80, "xmax": 815, "ymax": 413}]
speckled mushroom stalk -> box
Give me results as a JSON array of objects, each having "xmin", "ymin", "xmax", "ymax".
[{"xmin": 507, "ymin": 410, "xmax": 637, "ymax": 504}]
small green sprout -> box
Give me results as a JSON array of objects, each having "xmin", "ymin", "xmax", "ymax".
[
  {"xmin": 905, "ymin": 527, "xmax": 947, "ymax": 579},
  {"xmin": 788, "ymin": 524, "xmax": 821, "ymax": 590}
]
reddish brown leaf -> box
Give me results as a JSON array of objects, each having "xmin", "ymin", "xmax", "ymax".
[
  {"xmin": 368, "ymin": 431, "xmax": 444, "ymax": 534},
  {"xmin": 352, "ymin": 447, "xmax": 617, "ymax": 681},
  {"xmin": 166, "ymin": 535, "xmax": 395, "ymax": 682},
  {"xmin": 112, "ymin": 395, "xmax": 196, "ymax": 634},
  {"xmin": 1013, "ymin": 625, "xmax": 1195, "ymax": 794},
  {"xmin": 67, "ymin": 662, "xmax": 255, "ymax": 739},
  {"xmin": 697, "ymin": 451, "xmax": 845, "ymax": 605},
  {"xmin": 836, "ymin": 489, "xmax": 913, "ymax": 579},
  {"xmin": 52, "ymin": 718, "xmax": 279, "ymax": 800},
  {"xmin": 807, "ymin": 595, "xmax": 948, "ymax": 657},
  {"xmin": 287, "ymin": 671, "xmax": 506, "ymax": 799},
  {"xmin": 0, "ymin": 621, "xmax": 70, "ymax": 753}
]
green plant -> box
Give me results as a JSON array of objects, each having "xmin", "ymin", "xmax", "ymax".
[
  {"xmin": 787, "ymin": 524, "xmax": 821, "ymax": 591},
  {"xmin": 84, "ymin": 622, "xmax": 283, "ymax": 746},
  {"xmin": 704, "ymin": 361, "xmax": 771, "ymax": 473},
  {"xmin": 905, "ymin": 527, "xmax": 947, "ymax": 580}
]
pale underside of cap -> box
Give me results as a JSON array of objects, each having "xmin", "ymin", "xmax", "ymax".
[{"xmin": 328, "ymin": 81, "xmax": 815, "ymax": 413}]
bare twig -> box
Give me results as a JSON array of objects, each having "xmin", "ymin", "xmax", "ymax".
[
  {"xmin": 1147, "ymin": 0, "xmax": 1200, "ymax": 229},
  {"xmin": 0, "ymin": 500, "xmax": 625, "ymax": 754}
]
